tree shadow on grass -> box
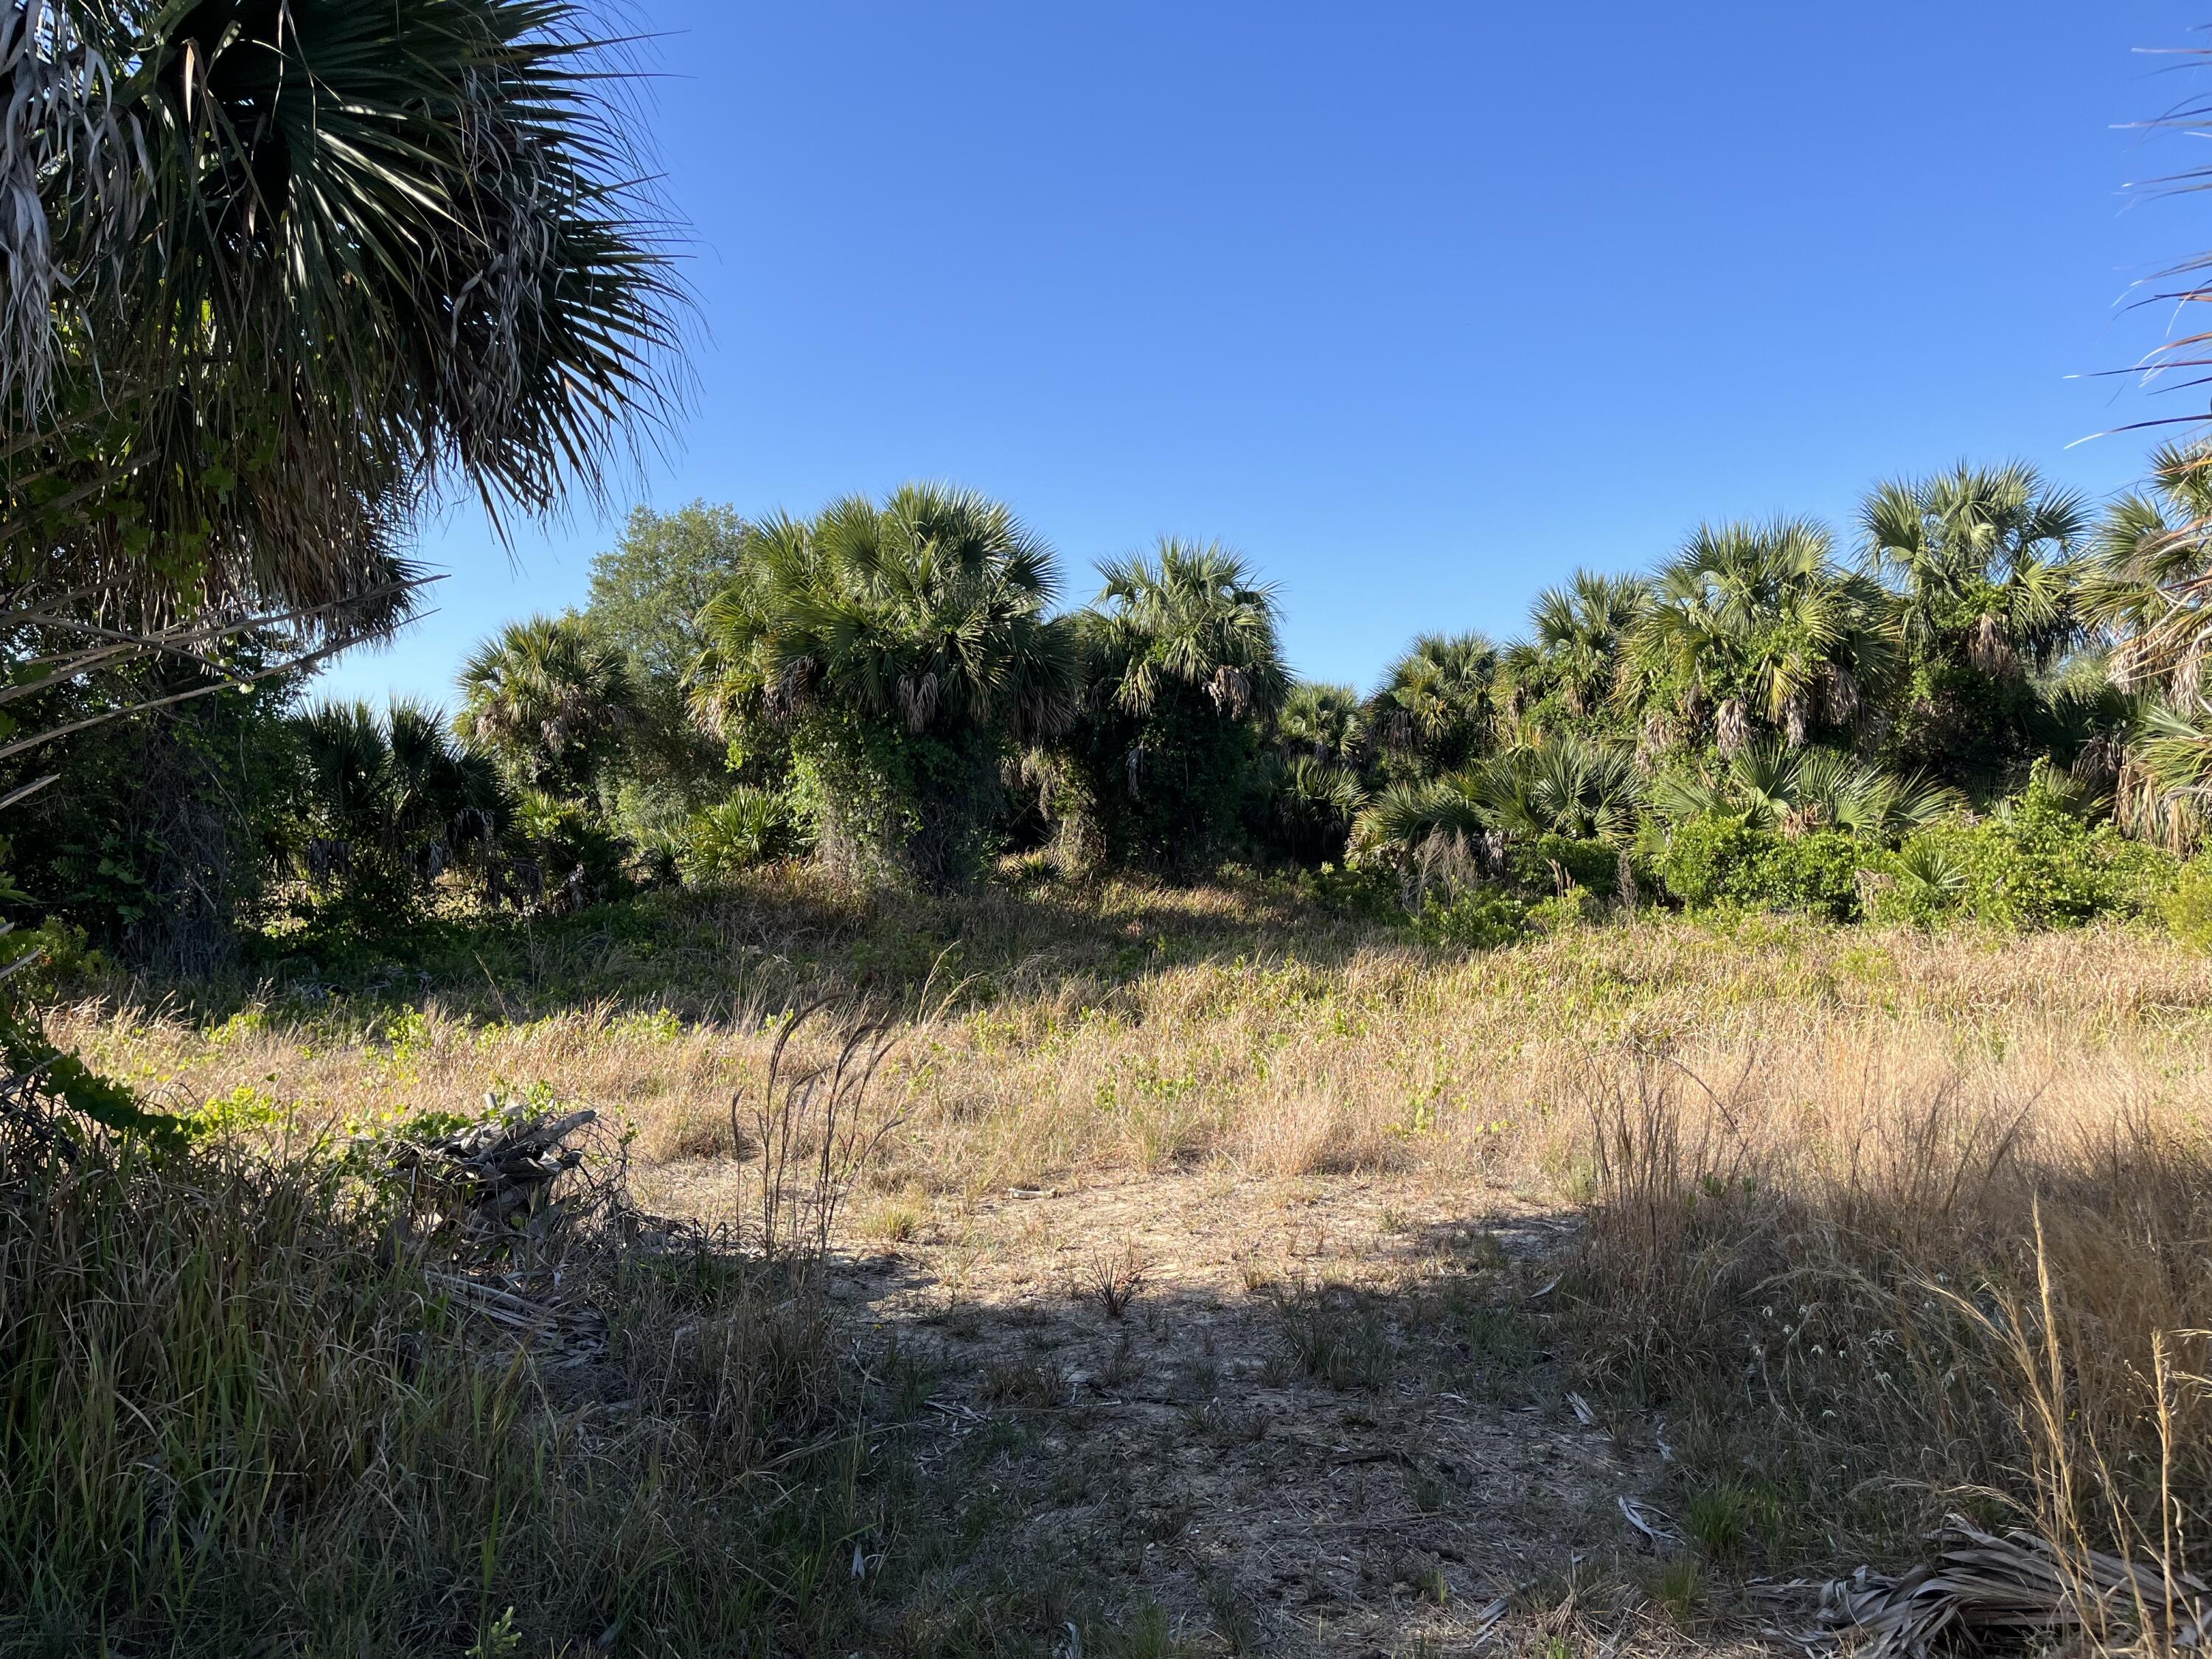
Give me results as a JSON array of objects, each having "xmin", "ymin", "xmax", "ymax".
[{"xmin": 207, "ymin": 863, "xmax": 1413, "ymax": 1025}]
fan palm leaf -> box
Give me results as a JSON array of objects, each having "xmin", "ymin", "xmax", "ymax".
[{"xmin": 3, "ymin": 0, "xmax": 684, "ymax": 636}]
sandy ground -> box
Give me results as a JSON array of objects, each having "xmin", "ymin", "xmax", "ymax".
[{"xmin": 638, "ymin": 1161, "xmax": 1756, "ymax": 1655}]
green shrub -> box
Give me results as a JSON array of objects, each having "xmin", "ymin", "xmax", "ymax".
[
  {"xmin": 1658, "ymin": 819, "xmax": 1868, "ymax": 921},
  {"xmin": 2165, "ymin": 858, "xmax": 2212, "ymax": 951},
  {"xmin": 1656, "ymin": 817, "xmax": 1757, "ymax": 909},
  {"xmin": 1864, "ymin": 837, "xmax": 1972, "ymax": 928},
  {"xmin": 1877, "ymin": 798, "xmax": 2179, "ymax": 931},
  {"xmin": 1411, "ymin": 886, "xmax": 1528, "ymax": 950},
  {"xmin": 510, "ymin": 790, "xmax": 632, "ymax": 903},
  {"xmin": 1295, "ymin": 860, "xmax": 1402, "ymax": 921},
  {"xmin": 681, "ymin": 787, "xmax": 799, "ymax": 878},
  {"xmin": 1509, "ymin": 833, "xmax": 1626, "ymax": 898}
]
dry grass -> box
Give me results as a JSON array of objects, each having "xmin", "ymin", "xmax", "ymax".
[{"xmin": 41, "ymin": 874, "xmax": 2212, "ymax": 1617}]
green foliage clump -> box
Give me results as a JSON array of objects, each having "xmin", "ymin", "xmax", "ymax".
[
  {"xmin": 1872, "ymin": 795, "xmax": 2176, "ymax": 930},
  {"xmin": 681, "ymin": 788, "xmax": 801, "ymax": 879},
  {"xmin": 1509, "ymin": 833, "xmax": 1627, "ymax": 899},
  {"xmin": 2164, "ymin": 858, "xmax": 2212, "ymax": 950},
  {"xmin": 1411, "ymin": 887, "xmax": 1528, "ymax": 950},
  {"xmin": 1658, "ymin": 820, "xmax": 1868, "ymax": 921}
]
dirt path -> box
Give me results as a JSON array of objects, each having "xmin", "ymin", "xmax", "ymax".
[{"xmin": 646, "ymin": 1163, "xmax": 1725, "ymax": 1653}]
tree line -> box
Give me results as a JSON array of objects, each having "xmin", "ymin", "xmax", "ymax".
[{"xmin": 21, "ymin": 446, "xmax": 2212, "ymax": 968}]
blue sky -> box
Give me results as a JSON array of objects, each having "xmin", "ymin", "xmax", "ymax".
[{"xmin": 328, "ymin": 0, "xmax": 2212, "ymax": 706}]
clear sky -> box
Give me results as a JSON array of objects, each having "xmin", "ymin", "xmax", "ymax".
[{"xmin": 325, "ymin": 0, "xmax": 2212, "ymax": 707}]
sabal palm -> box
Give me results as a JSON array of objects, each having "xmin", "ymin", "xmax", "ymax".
[
  {"xmin": 295, "ymin": 698, "xmax": 501, "ymax": 884},
  {"xmin": 1861, "ymin": 462, "xmax": 2086, "ymax": 674},
  {"xmin": 1083, "ymin": 540, "xmax": 1288, "ymax": 721},
  {"xmin": 1362, "ymin": 734, "xmax": 1641, "ymax": 853},
  {"xmin": 2084, "ymin": 440, "xmax": 2212, "ymax": 699},
  {"xmin": 457, "ymin": 616, "xmax": 634, "ymax": 794},
  {"xmin": 1627, "ymin": 518, "xmax": 1892, "ymax": 753},
  {"xmin": 1484, "ymin": 736, "xmax": 1644, "ymax": 842},
  {"xmin": 1526, "ymin": 571, "xmax": 1650, "ymax": 715},
  {"xmin": 1264, "ymin": 754, "xmax": 1368, "ymax": 864},
  {"xmin": 1652, "ymin": 741, "xmax": 1955, "ymax": 839},
  {"xmin": 1276, "ymin": 682, "xmax": 1366, "ymax": 766},
  {"xmin": 5, "ymin": 0, "xmax": 680, "ymax": 636},
  {"xmin": 2119, "ymin": 695, "xmax": 2212, "ymax": 854},
  {"xmin": 695, "ymin": 485, "xmax": 1077, "ymax": 748},
  {"xmin": 1371, "ymin": 632, "xmax": 1498, "ymax": 767}
]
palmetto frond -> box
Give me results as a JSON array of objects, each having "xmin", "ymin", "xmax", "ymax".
[
  {"xmin": 2120, "ymin": 692, "xmax": 2212, "ymax": 854},
  {"xmin": 1650, "ymin": 740, "xmax": 1956, "ymax": 840},
  {"xmin": 1359, "ymin": 773, "xmax": 1489, "ymax": 852},
  {"xmin": 694, "ymin": 484, "xmax": 1079, "ymax": 748},
  {"xmin": 4, "ymin": 0, "xmax": 685, "ymax": 636},
  {"xmin": 1083, "ymin": 538, "xmax": 1287, "ymax": 723},
  {"xmin": 295, "ymin": 693, "xmax": 501, "ymax": 875},
  {"xmin": 1861, "ymin": 462, "xmax": 2086, "ymax": 671},
  {"xmin": 1360, "ymin": 734, "xmax": 1641, "ymax": 852}
]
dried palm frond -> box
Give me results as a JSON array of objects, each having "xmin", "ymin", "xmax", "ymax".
[{"xmin": 1766, "ymin": 1515, "xmax": 2212, "ymax": 1659}]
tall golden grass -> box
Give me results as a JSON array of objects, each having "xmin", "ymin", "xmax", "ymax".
[{"xmin": 45, "ymin": 881, "xmax": 2212, "ymax": 1582}]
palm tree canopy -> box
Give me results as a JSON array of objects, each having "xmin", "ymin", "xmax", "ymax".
[
  {"xmin": 1081, "ymin": 539, "xmax": 1288, "ymax": 722},
  {"xmin": 456, "ymin": 614, "xmax": 634, "ymax": 790},
  {"xmin": 1860, "ymin": 462, "xmax": 2086, "ymax": 671},
  {"xmin": 296, "ymin": 696, "xmax": 502, "ymax": 859},
  {"xmin": 2084, "ymin": 440, "xmax": 2212, "ymax": 698},
  {"xmin": 1371, "ymin": 631, "xmax": 1498, "ymax": 761},
  {"xmin": 692, "ymin": 484, "xmax": 1078, "ymax": 747},
  {"xmin": 1523, "ymin": 570, "xmax": 1650, "ymax": 715},
  {"xmin": 1627, "ymin": 518, "xmax": 1893, "ymax": 751},
  {"xmin": 1360, "ymin": 733, "xmax": 1643, "ymax": 852},
  {"xmin": 4, "ymin": 0, "xmax": 684, "ymax": 636},
  {"xmin": 1276, "ymin": 681, "xmax": 1366, "ymax": 766}
]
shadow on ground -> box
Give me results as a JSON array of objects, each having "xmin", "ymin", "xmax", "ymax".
[{"xmin": 748, "ymin": 1170, "xmax": 1731, "ymax": 1658}]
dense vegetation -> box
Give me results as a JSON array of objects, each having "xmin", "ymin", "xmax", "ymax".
[
  {"xmin": 19, "ymin": 455, "xmax": 2212, "ymax": 974},
  {"xmin": 10, "ymin": 3, "xmax": 2212, "ymax": 1653}
]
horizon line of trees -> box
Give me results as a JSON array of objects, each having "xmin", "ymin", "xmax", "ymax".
[
  {"xmin": 302, "ymin": 448, "xmax": 2212, "ymax": 903},
  {"xmin": 22, "ymin": 445, "xmax": 2212, "ymax": 964}
]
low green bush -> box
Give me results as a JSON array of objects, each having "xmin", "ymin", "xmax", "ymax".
[
  {"xmin": 1411, "ymin": 886, "xmax": 1528, "ymax": 950},
  {"xmin": 1509, "ymin": 833, "xmax": 1629, "ymax": 899},
  {"xmin": 1886, "ymin": 798, "xmax": 2177, "ymax": 930},
  {"xmin": 681, "ymin": 787, "xmax": 800, "ymax": 878},
  {"xmin": 2163, "ymin": 858, "xmax": 2212, "ymax": 950},
  {"xmin": 1658, "ymin": 819, "xmax": 1867, "ymax": 922}
]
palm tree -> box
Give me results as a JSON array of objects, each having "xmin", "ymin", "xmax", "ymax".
[
  {"xmin": 2083, "ymin": 440, "xmax": 2212, "ymax": 701},
  {"xmin": 1065, "ymin": 539, "xmax": 1287, "ymax": 872},
  {"xmin": 1259, "ymin": 754, "xmax": 1368, "ymax": 866},
  {"xmin": 1861, "ymin": 463, "xmax": 2086, "ymax": 677},
  {"xmin": 1519, "ymin": 571, "xmax": 1651, "ymax": 720},
  {"xmin": 1369, "ymin": 632, "xmax": 1498, "ymax": 773},
  {"xmin": 1355, "ymin": 734, "xmax": 1643, "ymax": 872},
  {"xmin": 1275, "ymin": 681, "xmax": 1366, "ymax": 767},
  {"xmin": 457, "ymin": 616, "xmax": 635, "ymax": 798},
  {"xmin": 2121, "ymin": 695, "xmax": 2212, "ymax": 855},
  {"xmin": 1084, "ymin": 540, "xmax": 1290, "ymax": 724},
  {"xmin": 6, "ymin": 1, "xmax": 680, "ymax": 630},
  {"xmin": 1624, "ymin": 518, "xmax": 1893, "ymax": 758},
  {"xmin": 692, "ymin": 485, "xmax": 1077, "ymax": 884},
  {"xmin": 293, "ymin": 698, "xmax": 504, "ymax": 899}
]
